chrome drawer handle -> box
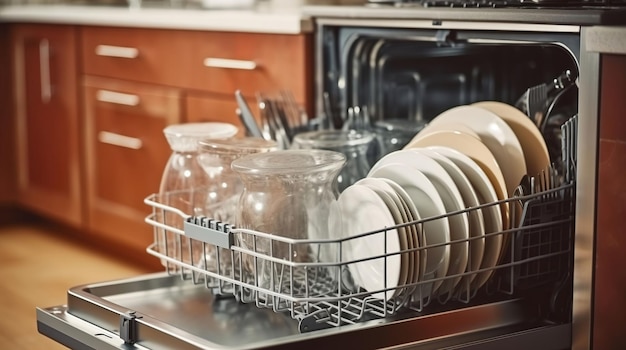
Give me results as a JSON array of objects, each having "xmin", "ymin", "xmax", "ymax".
[
  {"xmin": 96, "ymin": 90, "xmax": 140, "ymax": 106},
  {"xmin": 95, "ymin": 44, "xmax": 139, "ymax": 59},
  {"xmin": 39, "ymin": 39, "xmax": 51, "ymax": 103},
  {"xmin": 98, "ymin": 131, "xmax": 143, "ymax": 150},
  {"xmin": 203, "ymin": 57, "xmax": 257, "ymax": 70}
]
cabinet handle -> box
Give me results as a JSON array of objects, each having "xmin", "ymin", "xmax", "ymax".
[
  {"xmin": 95, "ymin": 44, "xmax": 139, "ymax": 59},
  {"xmin": 98, "ymin": 131, "xmax": 143, "ymax": 150},
  {"xmin": 39, "ymin": 39, "xmax": 51, "ymax": 103},
  {"xmin": 203, "ymin": 57, "xmax": 257, "ymax": 70},
  {"xmin": 96, "ymin": 90, "xmax": 140, "ymax": 106}
]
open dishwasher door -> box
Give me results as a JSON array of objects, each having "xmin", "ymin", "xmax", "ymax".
[
  {"xmin": 37, "ymin": 272, "xmax": 572, "ymax": 350},
  {"xmin": 37, "ymin": 177, "xmax": 577, "ymax": 349}
]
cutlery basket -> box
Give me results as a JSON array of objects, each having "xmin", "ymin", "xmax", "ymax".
[{"xmin": 144, "ymin": 177, "xmax": 575, "ymax": 332}]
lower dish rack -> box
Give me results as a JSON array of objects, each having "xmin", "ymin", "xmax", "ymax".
[{"xmin": 144, "ymin": 178, "xmax": 575, "ymax": 332}]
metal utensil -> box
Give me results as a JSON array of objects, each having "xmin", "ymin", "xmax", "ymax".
[
  {"xmin": 235, "ymin": 90, "xmax": 263, "ymax": 138},
  {"xmin": 256, "ymin": 96, "xmax": 274, "ymax": 142},
  {"xmin": 515, "ymin": 70, "xmax": 577, "ymax": 130}
]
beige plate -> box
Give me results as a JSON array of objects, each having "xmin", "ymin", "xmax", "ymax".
[
  {"xmin": 418, "ymin": 105, "xmax": 527, "ymax": 197},
  {"xmin": 472, "ymin": 101, "xmax": 550, "ymax": 179}
]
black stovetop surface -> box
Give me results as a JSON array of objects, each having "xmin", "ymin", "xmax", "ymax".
[{"xmin": 304, "ymin": 1, "xmax": 626, "ymax": 26}]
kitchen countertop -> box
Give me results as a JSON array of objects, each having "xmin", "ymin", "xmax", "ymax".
[
  {"xmin": 0, "ymin": 3, "xmax": 313, "ymax": 34},
  {"xmin": 586, "ymin": 26, "xmax": 626, "ymax": 54},
  {"xmin": 2, "ymin": 3, "xmax": 626, "ymax": 35}
]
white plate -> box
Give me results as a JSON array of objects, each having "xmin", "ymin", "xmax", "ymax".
[
  {"xmin": 337, "ymin": 184, "xmax": 401, "ymax": 300},
  {"xmin": 356, "ymin": 178, "xmax": 415, "ymax": 296},
  {"xmin": 370, "ymin": 149, "xmax": 469, "ymax": 295},
  {"xmin": 426, "ymin": 146, "xmax": 504, "ymax": 292},
  {"xmin": 368, "ymin": 164, "xmax": 450, "ymax": 298},
  {"xmin": 472, "ymin": 101, "xmax": 550, "ymax": 179},
  {"xmin": 378, "ymin": 178, "xmax": 424, "ymax": 288},
  {"xmin": 408, "ymin": 147, "xmax": 483, "ymax": 297},
  {"xmin": 421, "ymin": 105, "xmax": 527, "ymax": 197},
  {"xmin": 404, "ymin": 129, "xmax": 509, "ymax": 232}
]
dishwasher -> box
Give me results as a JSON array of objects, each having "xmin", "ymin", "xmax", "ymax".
[{"xmin": 36, "ymin": 2, "xmax": 626, "ymax": 349}]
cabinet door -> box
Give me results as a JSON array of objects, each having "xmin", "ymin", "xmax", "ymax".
[
  {"xmin": 83, "ymin": 76, "xmax": 180, "ymax": 253},
  {"xmin": 0, "ymin": 25, "xmax": 16, "ymax": 205},
  {"xmin": 12, "ymin": 24, "xmax": 82, "ymax": 226}
]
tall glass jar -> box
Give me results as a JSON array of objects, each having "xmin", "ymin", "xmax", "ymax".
[
  {"xmin": 292, "ymin": 129, "xmax": 375, "ymax": 192},
  {"xmin": 196, "ymin": 137, "xmax": 278, "ymax": 275},
  {"xmin": 158, "ymin": 122, "xmax": 238, "ymax": 268},
  {"xmin": 231, "ymin": 150, "xmax": 346, "ymax": 297}
]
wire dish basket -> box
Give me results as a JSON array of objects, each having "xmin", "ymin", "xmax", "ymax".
[
  {"xmin": 145, "ymin": 115, "xmax": 578, "ymax": 332},
  {"xmin": 144, "ymin": 178, "xmax": 575, "ymax": 332}
]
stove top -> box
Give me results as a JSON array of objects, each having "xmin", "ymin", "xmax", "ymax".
[
  {"xmin": 367, "ymin": 0, "xmax": 626, "ymax": 8},
  {"xmin": 303, "ymin": 0, "xmax": 626, "ymax": 26}
]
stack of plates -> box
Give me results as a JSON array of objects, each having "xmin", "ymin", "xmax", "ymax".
[{"xmin": 335, "ymin": 101, "xmax": 550, "ymax": 302}]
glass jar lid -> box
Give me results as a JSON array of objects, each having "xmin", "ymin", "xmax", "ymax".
[
  {"xmin": 293, "ymin": 130, "xmax": 375, "ymax": 149},
  {"xmin": 198, "ymin": 137, "xmax": 278, "ymax": 154},
  {"xmin": 163, "ymin": 122, "xmax": 238, "ymax": 152},
  {"xmin": 232, "ymin": 149, "xmax": 346, "ymax": 176}
]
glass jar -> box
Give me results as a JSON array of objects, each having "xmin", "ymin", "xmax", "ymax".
[
  {"xmin": 373, "ymin": 119, "xmax": 428, "ymax": 160},
  {"xmin": 158, "ymin": 122, "xmax": 238, "ymax": 268},
  {"xmin": 292, "ymin": 129, "xmax": 375, "ymax": 192},
  {"xmin": 231, "ymin": 149, "xmax": 346, "ymax": 296},
  {"xmin": 196, "ymin": 137, "xmax": 277, "ymax": 275}
]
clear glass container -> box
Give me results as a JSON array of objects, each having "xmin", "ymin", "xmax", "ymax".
[
  {"xmin": 231, "ymin": 149, "xmax": 346, "ymax": 297},
  {"xmin": 292, "ymin": 129, "xmax": 375, "ymax": 192},
  {"xmin": 158, "ymin": 122, "xmax": 238, "ymax": 267},
  {"xmin": 373, "ymin": 119, "xmax": 428, "ymax": 160},
  {"xmin": 196, "ymin": 137, "xmax": 278, "ymax": 274}
]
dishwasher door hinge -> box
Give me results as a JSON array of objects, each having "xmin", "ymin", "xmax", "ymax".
[{"xmin": 120, "ymin": 311, "xmax": 142, "ymax": 344}]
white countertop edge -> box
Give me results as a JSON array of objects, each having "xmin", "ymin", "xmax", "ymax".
[
  {"xmin": 586, "ymin": 26, "xmax": 626, "ymax": 55},
  {"xmin": 0, "ymin": 5, "xmax": 313, "ymax": 34}
]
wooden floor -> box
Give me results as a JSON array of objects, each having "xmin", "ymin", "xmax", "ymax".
[{"xmin": 0, "ymin": 221, "xmax": 157, "ymax": 349}]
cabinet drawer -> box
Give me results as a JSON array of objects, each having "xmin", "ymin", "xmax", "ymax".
[
  {"xmin": 80, "ymin": 26, "xmax": 187, "ymax": 86},
  {"xmin": 183, "ymin": 31, "xmax": 313, "ymax": 102},
  {"xmin": 83, "ymin": 76, "xmax": 180, "ymax": 249}
]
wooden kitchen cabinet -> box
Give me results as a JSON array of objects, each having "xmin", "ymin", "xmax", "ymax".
[
  {"xmin": 83, "ymin": 76, "xmax": 180, "ymax": 253},
  {"xmin": 7, "ymin": 22, "xmax": 312, "ymax": 264},
  {"xmin": 11, "ymin": 24, "xmax": 83, "ymax": 227}
]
